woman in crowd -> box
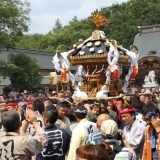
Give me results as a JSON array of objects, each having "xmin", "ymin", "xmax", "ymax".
[{"xmin": 76, "ymin": 142, "xmax": 112, "ymax": 160}]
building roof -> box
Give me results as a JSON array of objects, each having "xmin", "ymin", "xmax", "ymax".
[
  {"xmin": 1, "ymin": 48, "xmax": 77, "ymax": 71},
  {"xmin": 133, "ymin": 24, "xmax": 160, "ymax": 61}
]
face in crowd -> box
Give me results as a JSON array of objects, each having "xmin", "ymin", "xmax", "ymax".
[
  {"xmin": 150, "ymin": 87, "xmax": 156, "ymax": 94},
  {"xmin": 141, "ymin": 88, "xmax": 145, "ymax": 93},
  {"xmin": 107, "ymin": 101, "xmax": 114, "ymax": 110},
  {"xmin": 57, "ymin": 106, "xmax": 68, "ymax": 119},
  {"xmin": 91, "ymin": 105, "xmax": 100, "ymax": 116},
  {"xmin": 120, "ymin": 109, "xmax": 135, "ymax": 126},
  {"xmin": 100, "ymin": 103, "xmax": 106, "ymax": 113},
  {"xmin": 140, "ymin": 95, "xmax": 145, "ymax": 103}
]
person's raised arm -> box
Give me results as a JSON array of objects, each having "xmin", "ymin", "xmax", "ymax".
[{"xmin": 25, "ymin": 109, "xmax": 41, "ymax": 131}]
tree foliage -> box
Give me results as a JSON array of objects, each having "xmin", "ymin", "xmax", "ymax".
[
  {"xmin": 52, "ymin": 18, "xmax": 63, "ymax": 32},
  {"xmin": 15, "ymin": 0, "xmax": 160, "ymax": 50},
  {"xmin": 0, "ymin": 0, "xmax": 30, "ymax": 49},
  {"xmin": 0, "ymin": 53, "xmax": 42, "ymax": 91},
  {"xmin": 102, "ymin": 0, "xmax": 160, "ymax": 47}
]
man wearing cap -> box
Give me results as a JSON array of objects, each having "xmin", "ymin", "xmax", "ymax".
[
  {"xmin": 67, "ymin": 104, "xmax": 97, "ymax": 160},
  {"xmin": 85, "ymin": 113, "xmax": 110, "ymax": 144},
  {"xmin": 120, "ymin": 106, "xmax": 145, "ymax": 159},
  {"xmin": 101, "ymin": 119, "xmax": 136, "ymax": 160}
]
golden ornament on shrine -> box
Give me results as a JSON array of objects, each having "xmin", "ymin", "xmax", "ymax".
[{"xmin": 90, "ymin": 9, "xmax": 110, "ymax": 30}]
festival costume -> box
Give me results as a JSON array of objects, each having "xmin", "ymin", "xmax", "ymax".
[
  {"xmin": 118, "ymin": 46, "xmax": 138, "ymax": 93},
  {"xmin": 22, "ymin": 113, "xmax": 45, "ymax": 136},
  {"xmin": 0, "ymin": 128, "xmax": 47, "ymax": 159},
  {"xmin": 120, "ymin": 108, "xmax": 146, "ymax": 159},
  {"xmin": 67, "ymin": 118, "xmax": 97, "ymax": 160},
  {"xmin": 36, "ymin": 125, "xmax": 70, "ymax": 160}
]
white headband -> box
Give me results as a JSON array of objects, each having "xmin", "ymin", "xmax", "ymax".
[{"xmin": 74, "ymin": 109, "xmax": 86, "ymax": 114}]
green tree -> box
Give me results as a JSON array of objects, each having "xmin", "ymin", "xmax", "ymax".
[
  {"xmin": 16, "ymin": 34, "xmax": 45, "ymax": 50},
  {"xmin": 102, "ymin": 0, "xmax": 160, "ymax": 48},
  {"xmin": 0, "ymin": 0, "xmax": 30, "ymax": 49},
  {"xmin": 15, "ymin": 0, "xmax": 160, "ymax": 51},
  {"xmin": 0, "ymin": 53, "xmax": 42, "ymax": 91},
  {"xmin": 52, "ymin": 18, "xmax": 63, "ymax": 32}
]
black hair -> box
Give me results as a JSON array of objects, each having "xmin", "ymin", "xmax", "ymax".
[
  {"xmin": 62, "ymin": 101, "xmax": 71, "ymax": 109},
  {"xmin": 74, "ymin": 104, "xmax": 87, "ymax": 119},
  {"xmin": 67, "ymin": 108, "xmax": 77, "ymax": 122},
  {"xmin": 44, "ymin": 98, "xmax": 53, "ymax": 104},
  {"xmin": 2, "ymin": 110, "xmax": 21, "ymax": 132},
  {"xmin": 63, "ymin": 96, "xmax": 73, "ymax": 103},
  {"xmin": 33, "ymin": 99, "xmax": 45, "ymax": 114},
  {"xmin": 142, "ymin": 104, "xmax": 160, "ymax": 115},
  {"xmin": 56, "ymin": 102, "xmax": 68, "ymax": 110},
  {"xmin": 91, "ymin": 103, "xmax": 99, "ymax": 110},
  {"xmin": 150, "ymin": 87, "xmax": 155, "ymax": 92},
  {"xmin": 51, "ymin": 98, "xmax": 59, "ymax": 105},
  {"xmin": 99, "ymin": 99, "xmax": 108, "ymax": 106},
  {"xmin": 87, "ymin": 99, "xmax": 94, "ymax": 105},
  {"xmin": 44, "ymin": 105, "xmax": 58, "ymax": 124},
  {"xmin": 144, "ymin": 94, "xmax": 152, "ymax": 99},
  {"xmin": 81, "ymin": 100, "xmax": 90, "ymax": 106},
  {"xmin": 131, "ymin": 95, "xmax": 143, "ymax": 111}
]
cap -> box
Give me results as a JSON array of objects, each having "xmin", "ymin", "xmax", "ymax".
[{"xmin": 101, "ymin": 119, "xmax": 118, "ymax": 137}]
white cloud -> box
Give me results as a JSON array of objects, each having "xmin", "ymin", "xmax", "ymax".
[{"xmin": 27, "ymin": 0, "xmax": 128, "ymax": 34}]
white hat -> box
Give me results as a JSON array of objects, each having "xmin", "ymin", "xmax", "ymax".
[{"xmin": 101, "ymin": 119, "xmax": 118, "ymax": 137}]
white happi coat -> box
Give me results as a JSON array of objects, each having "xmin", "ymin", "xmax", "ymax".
[{"xmin": 123, "ymin": 120, "xmax": 145, "ymax": 159}]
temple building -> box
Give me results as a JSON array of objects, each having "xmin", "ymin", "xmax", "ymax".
[
  {"xmin": 133, "ymin": 24, "xmax": 160, "ymax": 86},
  {"xmin": 0, "ymin": 48, "xmax": 77, "ymax": 93}
]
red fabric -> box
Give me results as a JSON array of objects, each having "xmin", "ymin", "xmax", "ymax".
[
  {"xmin": 130, "ymin": 66, "xmax": 137, "ymax": 79},
  {"xmin": 111, "ymin": 69, "xmax": 119, "ymax": 79},
  {"xmin": 119, "ymin": 108, "xmax": 135, "ymax": 115},
  {"xmin": 60, "ymin": 68, "xmax": 67, "ymax": 82},
  {"xmin": 5, "ymin": 102, "xmax": 17, "ymax": 107},
  {"xmin": 27, "ymin": 101, "xmax": 33, "ymax": 105}
]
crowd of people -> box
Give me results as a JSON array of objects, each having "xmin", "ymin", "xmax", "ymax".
[{"xmin": 0, "ymin": 87, "xmax": 160, "ymax": 160}]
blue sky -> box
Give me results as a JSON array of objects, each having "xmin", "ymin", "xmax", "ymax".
[{"xmin": 27, "ymin": 0, "xmax": 128, "ymax": 34}]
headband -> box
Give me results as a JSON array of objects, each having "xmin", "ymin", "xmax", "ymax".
[
  {"xmin": 0, "ymin": 103, "xmax": 6, "ymax": 106},
  {"xmin": 74, "ymin": 109, "xmax": 86, "ymax": 114},
  {"xmin": 27, "ymin": 101, "xmax": 33, "ymax": 105},
  {"xmin": 120, "ymin": 108, "xmax": 135, "ymax": 115},
  {"xmin": 5, "ymin": 103, "xmax": 17, "ymax": 107}
]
